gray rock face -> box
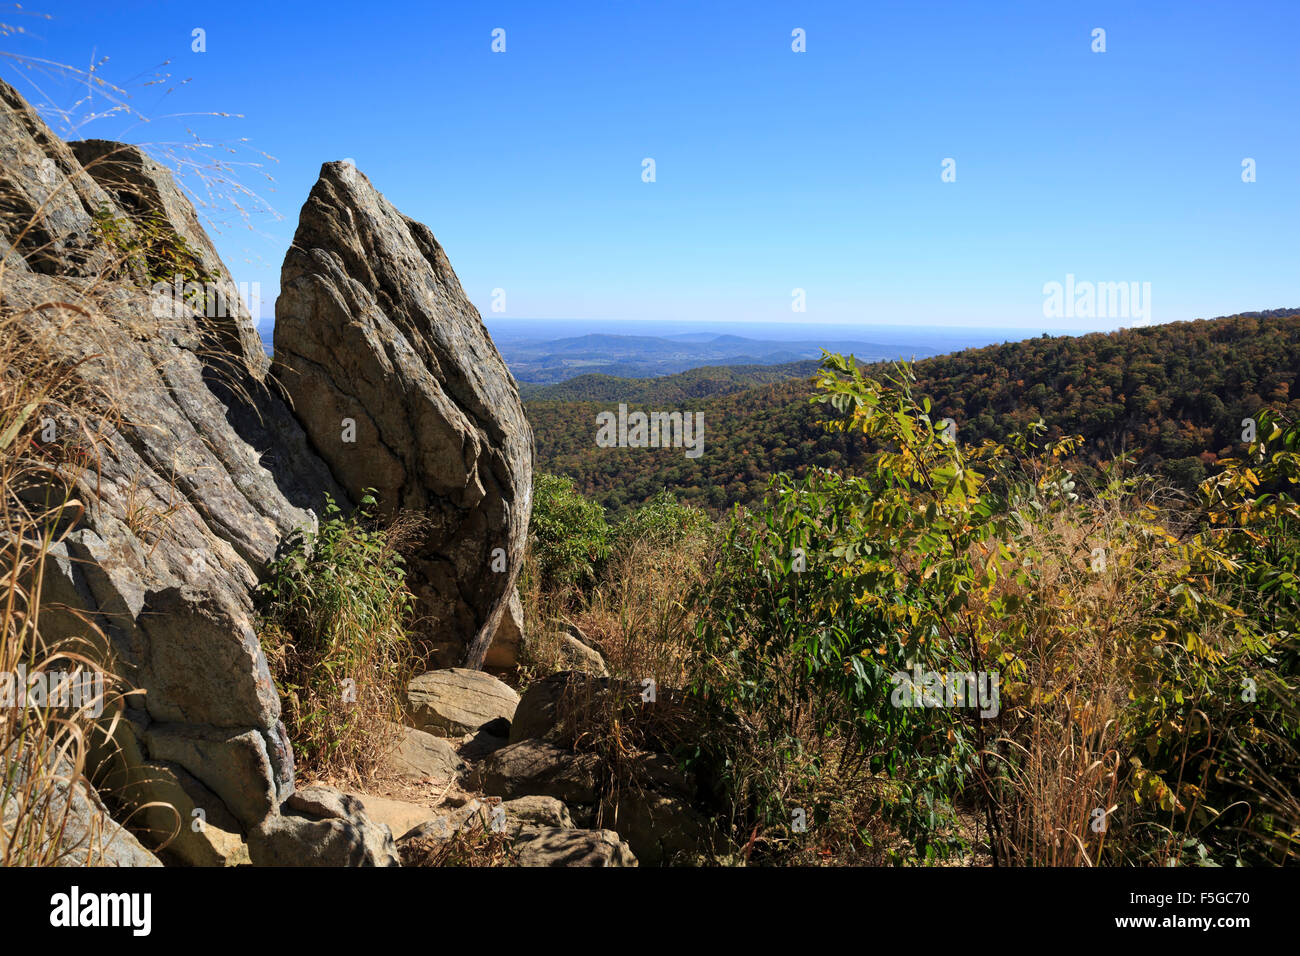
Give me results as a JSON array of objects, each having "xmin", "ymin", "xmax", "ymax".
[
  {"xmin": 247, "ymin": 786, "xmax": 400, "ymax": 867},
  {"xmin": 404, "ymin": 668, "xmax": 520, "ymax": 737},
  {"xmin": 67, "ymin": 139, "xmax": 268, "ymax": 375},
  {"xmin": 0, "ymin": 759, "xmax": 162, "ymax": 867},
  {"xmin": 0, "ymin": 82, "xmax": 119, "ymax": 275},
  {"xmin": 139, "ymin": 725, "xmax": 281, "ymax": 825},
  {"xmin": 381, "ymin": 723, "xmax": 467, "ymax": 783},
  {"xmin": 2, "ymin": 80, "xmax": 343, "ymax": 863},
  {"xmin": 472, "ymin": 739, "xmax": 602, "ymax": 804},
  {"xmin": 483, "ymin": 589, "xmax": 524, "ymax": 669},
  {"xmin": 274, "ymin": 161, "xmax": 533, "ymax": 668},
  {"xmin": 103, "ymin": 755, "xmax": 250, "ymax": 867},
  {"xmin": 512, "ymin": 826, "xmax": 636, "ymax": 867}
]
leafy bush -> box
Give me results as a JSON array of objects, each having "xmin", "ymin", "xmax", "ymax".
[
  {"xmin": 688, "ymin": 354, "xmax": 1300, "ymax": 866},
  {"xmin": 609, "ymin": 490, "xmax": 713, "ymax": 556},
  {"xmin": 1128, "ymin": 407, "xmax": 1300, "ymax": 865},
  {"xmin": 526, "ymin": 474, "xmax": 610, "ymax": 592},
  {"xmin": 258, "ymin": 493, "xmax": 414, "ymax": 782},
  {"xmin": 689, "ymin": 358, "xmax": 1005, "ymax": 862},
  {"xmin": 90, "ymin": 205, "xmax": 216, "ymax": 290}
]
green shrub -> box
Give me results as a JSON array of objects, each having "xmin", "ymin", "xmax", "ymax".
[
  {"xmin": 90, "ymin": 205, "xmax": 216, "ymax": 290},
  {"xmin": 689, "ymin": 358, "xmax": 1002, "ymax": 863},
  {"xmin": 688, "ymin": 355, "xmax": 1300, "ymax": 866},
  {"xmin": 609, "ymin": 490, "xmax": 713, "ymax": 555},
  {"xmin": 258, "ymin": 492, "xmax": 413, "ymax": 782},
  {"xmin": 526, "ymin": 474, "xmax": 610, "ymax": 591}
]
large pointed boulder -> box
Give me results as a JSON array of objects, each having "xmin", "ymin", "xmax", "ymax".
[{"xmin": 274, "ymin": 162, "xmax": 533, "ymax": 667}]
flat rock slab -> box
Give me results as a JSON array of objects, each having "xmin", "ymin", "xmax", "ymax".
[
  {"xmin": 382, "ymin": 723, "xmax": 467, "ymax": 782},
  {"xmin": 499, "ymin": 795, "xmax": 573, "ymax": 830},
  {"xmin": 352, "ymin": 793, "xmax": 439, "ymax": 840},
  {"xmin": 405, "ymin": 668, "xmax": 519, "ymax": 737}
]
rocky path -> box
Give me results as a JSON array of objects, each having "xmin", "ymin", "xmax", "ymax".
[{"xmin": 304, "ymin": 668, "xmax": 639, "ymax": 866}]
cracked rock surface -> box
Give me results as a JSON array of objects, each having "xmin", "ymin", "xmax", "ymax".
[{"xmin": 275, "ymin": 161, "xmax": 533, "ymax": 669}]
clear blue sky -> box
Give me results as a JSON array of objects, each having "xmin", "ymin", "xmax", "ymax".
[{"xmin": 3, "ymin": 0, "xmax": 1297, "ymax": 330}]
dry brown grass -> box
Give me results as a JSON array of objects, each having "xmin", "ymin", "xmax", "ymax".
[
  {"xmin": 397, "ymin": 817, "xmax": 516, "ymax": 867},
  {"xmin": 0, "ymin": 275, "xmax": 152, "ymax": 864},
  {"xmin": 977, "ymin": 477, "xmax": 1231, "ymax": 865},
  {"xmin": 0, "ymin": 37, "xmax": 283, "ymax": 861},
  {"xmin": 510, "ymin": 526, "xmax": 732, "ymax": 861},
  {"xmin": 518, "ymin": 529, "xmax": 713, "ymax": 689}
]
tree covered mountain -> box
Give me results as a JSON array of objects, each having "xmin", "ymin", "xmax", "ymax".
[
  {"xmin": 524, "ymin": 309, "xmax": 1300, "ymax": 515},
  {"xmin": 517, "ymin": 360, "xmax": 820, "ymax": 402}
]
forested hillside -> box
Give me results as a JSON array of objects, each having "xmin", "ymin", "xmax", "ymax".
[
  {"xmin": 525, "ymin": 309, "xmax": 1300, "ymax": 514},
  {"xmin": 517, "ymin": 359, "xmax": 819, "ymax": 402}
]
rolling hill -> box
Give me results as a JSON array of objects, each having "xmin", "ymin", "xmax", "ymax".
[
  {"xmin": 517, "ymin": 360, "xmax": 820, "ymax": 402},
  {"xmin": 524, "ymin": 309, "xmax": 1300, "ymax": 515}
]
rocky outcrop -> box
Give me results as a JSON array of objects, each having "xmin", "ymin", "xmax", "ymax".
[
  {"xmin": 67, "ymin": 139, "xmax": 269, "ymax": 375},
  {"xmin": 2, "ymin": 79, "xmax": 532, "ymax": 866},
  {"xmin": 1, "ymin": 78, "xmax": 341, "ymax": 860},
  {"xmin": 4, "ymin": 78, "xmax": 715, "ymax": 869},
  {"xmin": 274, "ymin": 162, "xmax": 533, "ymax": 668},
  {"xmin": 0, "ymin": 81, "xmax": 120, "ymax": 276}
]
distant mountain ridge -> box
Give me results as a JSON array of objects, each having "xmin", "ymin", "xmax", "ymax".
[
  {"xmin": 525, "ymin": 309, "xmax": 1300, "ymax": 515},
  {"xmin": 517, "ymin": 360, "xmax": 821, "ymax": 402},
  {"xmin": 257, "ymin": 325, "xmax": 940, "ymax": 384},
  {"xmin": 494, "ymin": 331, "xmax": 938, "ymax": 383}
]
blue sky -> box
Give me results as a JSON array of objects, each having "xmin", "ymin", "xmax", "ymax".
[{"xmin": 3, "ymin": 0, "xmax": 1297, "ymax": 330}]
